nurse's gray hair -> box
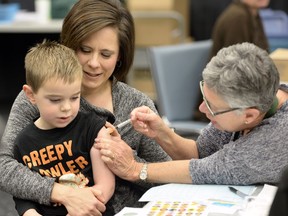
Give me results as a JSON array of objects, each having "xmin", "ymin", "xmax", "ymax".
[{"xmin": 202, "ymin": 42, "xmax": 279, "ymax": 113}]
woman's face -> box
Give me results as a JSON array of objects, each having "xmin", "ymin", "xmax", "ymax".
[
  {"xmin": 242, "ymin": 0, "xmax": 270, "ymax": 9},
  {"xmin": 198, "ymin": 82, "xmax": 246, "ymax": 132},
  {"xmin": 76, "ymin": 27, "xmax": 119, "ymax": 91}
]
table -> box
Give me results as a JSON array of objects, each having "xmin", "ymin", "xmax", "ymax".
[{"xmin": 116, "ymin": 184, "xmax": 277, "ymax": 216}]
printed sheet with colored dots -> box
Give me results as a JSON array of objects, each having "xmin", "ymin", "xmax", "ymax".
[{"xmin": 147, "ymin": 201, "xmax": 209, "ymax": 216}]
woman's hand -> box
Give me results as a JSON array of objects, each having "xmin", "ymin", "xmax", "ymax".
[
  {"xmin": 94, "ymin": 125, "xmax": 139, "ymax": 181},
  {"xmin": 130, "ymin": 106, "xmax": 167, "ymax": 139},
  {"xmin": 103, "ymin": 121, "xmax": 121, "ymax": 138},
  {"xmin": 51, "ymin": 183, "xmax": 106, "ymax": 216}
]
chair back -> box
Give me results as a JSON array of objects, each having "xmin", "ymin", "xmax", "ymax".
[
  {"xmin": 148, "ymin": 40, "xmax": 212, "ymax": 122},
  {"xmin": 260, "ymin": 9, "xmax": 288, "ymax": 37}
]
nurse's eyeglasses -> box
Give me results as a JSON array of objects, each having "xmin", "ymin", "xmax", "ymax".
[{"xmin": 199, "ymin": 80, "xmax": 242, "ymax": 116}]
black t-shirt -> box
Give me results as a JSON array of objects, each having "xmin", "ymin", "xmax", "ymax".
[{"xmin": 13, "ymin": 111, "xmax": 106, "ymax": 215}]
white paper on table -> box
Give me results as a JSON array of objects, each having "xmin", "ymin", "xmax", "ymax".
[
  {"xmin": 114, "ymin": 207, "xmax": 150, "ymax": 216},
  {"xmin": 139, "ymin": 183, "xmax": 256, "ymax": 203},
  {"xmin": 239, "ymin": 184, "xmax": 278, "ymax": 216}
]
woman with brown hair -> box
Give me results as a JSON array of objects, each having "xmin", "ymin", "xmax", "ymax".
[{"xmin": 0, "ymin": 0, "xmax": 171, "ymax": 215}]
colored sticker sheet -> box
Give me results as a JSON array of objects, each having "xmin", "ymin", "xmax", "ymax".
[{"xmin": 147, "ymin": 201, "xmax": 209, "ymax": 216}]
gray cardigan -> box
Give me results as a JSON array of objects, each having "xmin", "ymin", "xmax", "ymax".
[
  {"xmin": 0, "ymin": 78, "xmax": 171, "ymax": 213},
  {"xmin": 191, "ymin": 85, "xmax": 288, "ymax": 185}
]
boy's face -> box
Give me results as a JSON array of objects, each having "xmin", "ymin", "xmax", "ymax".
[{"xmin": 31, "ymin": 78, "xmax": 82, "ymax": 129}]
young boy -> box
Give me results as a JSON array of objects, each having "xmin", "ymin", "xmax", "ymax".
[{"xmin": 13, "ymin": 40, "xmax": 115, "ymax": 216}]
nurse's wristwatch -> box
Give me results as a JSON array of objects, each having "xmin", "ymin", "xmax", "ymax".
[{"xmin": 139, "ymin": 163, "xmax": 148, "ymax": 181}]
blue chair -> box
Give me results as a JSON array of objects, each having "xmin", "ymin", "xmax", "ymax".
[
  {"xmin": 148, "ymin": 40, "xmax": 212, "ymax": 135},
  {"xmin": 260, "ymin": 9, "xmax": 288, "ymax": 52}
]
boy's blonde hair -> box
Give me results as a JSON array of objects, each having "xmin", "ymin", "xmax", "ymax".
[{"xmin": 25, "ymin": 40, "xmax": 82, "ymax": 92}]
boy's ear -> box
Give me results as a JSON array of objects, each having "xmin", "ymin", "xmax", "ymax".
[{"xmin": 23, "ymin": 84, "xmax": 36, "ymax": 104}]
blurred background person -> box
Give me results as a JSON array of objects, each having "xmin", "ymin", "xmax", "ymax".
[{"xmin": 210, "ymin": 0, "xmax": 270, "ymax": 58}]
